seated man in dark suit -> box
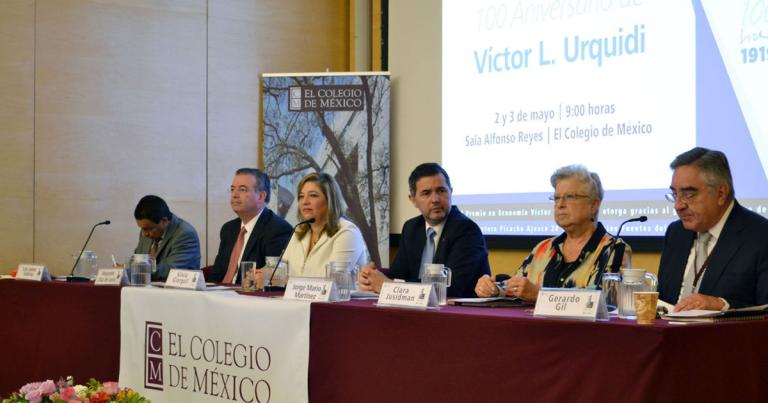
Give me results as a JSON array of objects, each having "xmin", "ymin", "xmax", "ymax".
[
  {"xmin": 210, "ymin": 168, "xmax": 293, "ymax": 284},
  {"xmin": 134, "ymin": 195, "xmax": 201, "ymax": 280},
  {"xmin": 359, "ymin": 163, "xmax": 491, "ymax": 297},
  {"xmin": 659, "ymin": 147, "xmax": 768, "ymax": 311}
]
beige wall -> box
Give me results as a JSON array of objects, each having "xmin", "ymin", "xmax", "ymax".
[
  {"xmin": 0, "ymin": 0, "xmax": 350, "ymax": 275},
  {"xmin": 206, "ymin": 0, "xmax": 350, "ymax": 268},
  {"xmin": 0, "ymin": 0, "xmax": 659, "ymax": 275},
  {"xmin": 388, "ymin": 0, "xmax": 441, "ymax": 229},
  {"xmin": 387, "ymin": 0, "xmax": 661, "ymax": 274},
  {"xmin": 0, "ymin": 1, "xmax": 35, "ymax": 270}
]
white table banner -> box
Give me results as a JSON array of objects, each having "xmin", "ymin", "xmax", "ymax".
[{"xmin": 119, "ymin": 287, "xmax": 310, "ymax": 402}]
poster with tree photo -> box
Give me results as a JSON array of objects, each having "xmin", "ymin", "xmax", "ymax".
[{"xmin": 261, "ymin": 72, "xmax": 390, "ymax": 267}]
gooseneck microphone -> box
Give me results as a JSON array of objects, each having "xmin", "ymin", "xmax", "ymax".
[
  {"xmin": 68, "ymin": 220, "xmax": 111, "ymax": 282},
  {"xmin": 599, "ymin": 216, "xmax": 647, "ymax": 274},
  {"xmin": 264, "ymin": 218, "xmax": 315, "ymax": 291}
]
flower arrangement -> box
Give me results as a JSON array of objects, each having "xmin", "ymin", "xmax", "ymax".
[{"xmin": 2, "ymin": 378, "xmax": 148, "ymax": 403}]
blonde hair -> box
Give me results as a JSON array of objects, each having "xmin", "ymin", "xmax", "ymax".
[{"xmin": 294, "ymin": 172, "xmax": 345, "ymax": 239}]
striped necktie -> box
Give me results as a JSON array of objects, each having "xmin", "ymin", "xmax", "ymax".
[{"xmin": 679, "ymin": 231, "xmax": 712, "ymax": 300}]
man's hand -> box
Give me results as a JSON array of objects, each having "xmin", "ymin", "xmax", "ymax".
[{"xmin": 674, "ymin": 293, "xmax": 725, "ymax": 312}]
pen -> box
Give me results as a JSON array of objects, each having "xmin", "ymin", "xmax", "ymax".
[{"xmin": 111, "ymin": 254, "xmax": 118, "ymax": 268}]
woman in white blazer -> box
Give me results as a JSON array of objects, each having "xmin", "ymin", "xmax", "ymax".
[{"xmin": 281, "ymin": 172, "xmax": 368, "ymax": 277}]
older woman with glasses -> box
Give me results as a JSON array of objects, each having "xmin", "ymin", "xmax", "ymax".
[
  {"xmin": 475, "ymin": 164, "xmax": 631, "ymax": 302},
  {"xmin": 280, "ymin": 172, "xmax": 368, "ymax": 277}
]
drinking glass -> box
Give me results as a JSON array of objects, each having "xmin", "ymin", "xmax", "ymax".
[
  {"xmin": 263, "ymin": 256, "xmax": 288, "ymax": 288},
  {"xmin": 240, "ymin": 261, "xmax": 260, "ymax": 291},
  {"xmin": 421, "ymin": 264, "xmax": 452, "ymax": 306},
  {"xmin": 325, "ymin": 261, "xmax": 358, "ymax": 301},
  {"xmin": 73, "ymin": 251, "xmax": 98, "ymax": 279},
  {"xmin": 601, "ymin": 272, "xmax": 621, "ymax": 312},
  {"xmin": 128, "ymin": 254, "xmax": 154, "ymax": 286}
]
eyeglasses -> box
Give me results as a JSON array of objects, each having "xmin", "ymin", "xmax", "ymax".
[
  {"xmin": 665, "ymin": 189, "xmax": 698, "ymax": 203},
  {"xmin": 548, "ymin": 193, "xmax": 591, "ymax": 204}
]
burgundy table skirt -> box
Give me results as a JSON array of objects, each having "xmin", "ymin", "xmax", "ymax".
[
  {"xmin": 0, "ymin": 279, "xmax": 121, "ymax": 396},
  {"xmin": 309, "ymin": 300, "xmax": 768, "ymax": 403},
  {"xmin": 2, "ymin": 279, "xmax": 767, "ymax": 403}
]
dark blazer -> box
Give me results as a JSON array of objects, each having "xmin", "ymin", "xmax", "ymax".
[
  {"xmin": 134, "ymin": 214, "xmax": 201, "ymax": 280},
  {"xmin": 389, "ymin": 206, "xmax": 491, "ymax": 297},
  {"xmin": 210, "ymin": 208, "xmax": 293, "ymax": 283},
  {"xmin": 658, "ymin": 201, "xmax": 768, "ymax": 308}
]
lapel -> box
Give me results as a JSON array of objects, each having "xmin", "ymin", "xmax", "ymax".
[
  {"xmin": 409, "ymin": 215, "xmax": 427, "ymax": 275},
  {"xmin": 433, "ymin": 206, "xmax": 457, "ymax": 263},
  {"xmin": 243, "ymin": 209, "xmax": 270, "ymax": 256},
  {"xmin": 156, "ymin": 215, "xmax": 179, "ymax": 259},
  {"xmin": 312, "ymin": 231, "xmax": 330, "ymax": 254},
  {"xmin": 699, "ymin": 204, "xmax": 744, "ymax": 293},
  {"xmin": 667, "ymin": 229, "xmax": 695, "ymax": 299}
]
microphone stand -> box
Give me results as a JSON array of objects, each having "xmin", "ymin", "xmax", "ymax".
[
  {"xmin": 264, "ymin": 218, "xmax": 315, "ymax": 291},
  {"xmin": 598, "ymin": 216, "xmax": 647, "ymax": 278},
  {"xmin": 68, "ymin": 220, "xmax": 111, "ymax": 282}
]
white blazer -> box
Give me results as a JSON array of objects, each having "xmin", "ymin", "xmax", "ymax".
[{"xmin": 282, "ymin": 217, "xmax": 368, "ymax": 277}]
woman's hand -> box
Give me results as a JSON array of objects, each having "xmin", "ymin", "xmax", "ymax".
[{"xmin": 503, "ymin": 276, "xmax": 539, "ymax": 302}]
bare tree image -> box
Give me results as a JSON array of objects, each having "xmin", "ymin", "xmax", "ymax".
[{"xmin": 262, "ymin": 73, "xmax": 390, "ymax": 266}]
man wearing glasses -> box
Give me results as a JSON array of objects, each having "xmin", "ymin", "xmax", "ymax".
[
  {"xmin": 659, "ymin": 147, "xmax": 768, "ymax": 311},
  {"xmin": 210, "ymin": 168, "xmax": 293, "ymax": 284}
]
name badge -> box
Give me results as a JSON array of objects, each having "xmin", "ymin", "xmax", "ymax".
[
  {"xmin": 377, "ymin": 282, "xmax": 437, "ymax": 309},
  {"xmin": 165, "ymin": 269, "xmax": 206, "ymax": 290},
  {"xmin": 284, "ymin": 278, "xmax": 337, "ymax": 302},
  {"xmin": 15, "ymin": 264, "xmax": 51, "ymax": 282},
  {"xmin": 95, "ymin": 268, "xmax": 128, "ymax": 286},
  {"xmin": 534, "ymin": 288, "xmax": 607, "ymax": 321}
]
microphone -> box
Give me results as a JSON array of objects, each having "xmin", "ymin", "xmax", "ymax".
[
  {"xmin": 68, "ymin": 220, "xmax": 111, "ymax": 282},
  {"xmin": 264, "ymin": 218, "xmax": 315, "ymax": 291},
  {"xmin": 599, "ymin": 216, "xmax": 647, "ymax": 275}
]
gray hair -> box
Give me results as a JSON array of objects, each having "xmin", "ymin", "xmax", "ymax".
[
  {"xmin": 670, "ymin": 147, "xmax": 734, "ymax": 200},
  {"xmin": 550, "ymin": 165, "xmax": 604, "ymax": 221}
]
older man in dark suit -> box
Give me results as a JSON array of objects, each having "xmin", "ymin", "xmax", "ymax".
[
  {"xmin": 659, "ymin": 147, "xmax": 768, "ymax": 311},
  {"xmin": 210, "ymin": 168, "xmax": 293, "ymax": 284},
  {"xmin": 359, "ymin": 163, "xmax": 491, "ymax": 297}
]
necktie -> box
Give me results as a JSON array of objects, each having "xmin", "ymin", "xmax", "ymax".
[
  {"xmin": 149, "ymin": 239, "xmax": 159, "ymax": 258},
  {"xmin": 695, "ymin": 232, "xmax": 712, "ymax": 275},
  {"xmin": 679, "ymin": 231, "xmax": 712, "ymax": 300},
  {"xmin": 223, "ymin": 226, "xmax": 247, "ymax": 284},
  {"xmin": 419, "ymin": 227, "xmax": 436, "ymax": 279}
]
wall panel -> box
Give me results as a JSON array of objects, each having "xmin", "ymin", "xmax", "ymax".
[
  {"xmin": 0, "ymin": 0, "xmax": 35, "ymax": 271},
  {"xmin": 206, "ymin": 0, "xmax": 350, "ymax": 265},
  {"xmin": 0, "ymin": 0, "xmax": 355, "ymax": 273},
  {"xmin": 388, "ymin": 0, "xmax": 441, "ymax": 230},
  {"xmin": 34, "ymin": 0, "xmax": 207, "ymax": 273}
]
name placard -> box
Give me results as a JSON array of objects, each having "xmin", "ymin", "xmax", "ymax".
[
  {"xmin": 284, "ymin": 278, "xmax": 336, "ymax": 302},
  {"xmin": 377, "ymin": 282, "xmax": 437, "ymax": 309},
  {"xmin": 15, "ymin": 264, "xmax": 50, "ymax": 282},
  {"xmin": 165, "ymin": 269, "xmax": 206, "ymax": 290},
  {"xmin": 534, "ymin": 288, "xmax": 606, "ymax": 321},
  {"xmin": 95, "ymin": 268, "xmax": 128, "ymax": 286}
]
